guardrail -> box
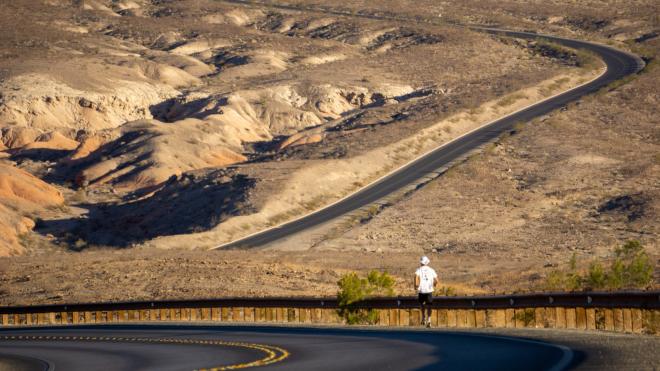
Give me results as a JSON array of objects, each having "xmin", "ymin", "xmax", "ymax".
[{"xmin": 1, "ymin": 292, "xmax": 658, "ymax": 334}]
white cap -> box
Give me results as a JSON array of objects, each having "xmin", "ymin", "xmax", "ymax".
[{"xmin": 420, "ymin": 256, "xmax": 430, "ymax": 265}]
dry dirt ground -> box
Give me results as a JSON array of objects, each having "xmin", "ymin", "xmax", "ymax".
[{"xmin": 0, "ymin": 0, "xmax": 658, "ymax": 305}]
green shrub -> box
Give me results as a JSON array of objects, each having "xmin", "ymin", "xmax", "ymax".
[
  {"xmin": 544, "ymin": 270, "xmax": 565, "ymax": 290},
  {"xmin": 608, "ymin": 240, "xmax": 653, "ymax": 288},
  {"xmin": 586, "ymin": 262, "xmax": 607, "ymax": 289},
  {"xmin": 337, "ymin": 270, "xmax": 395, "ymax": 325},
  {"xmin": 543, "ymin": 240, "xmax": 654, "ymax": 291}
]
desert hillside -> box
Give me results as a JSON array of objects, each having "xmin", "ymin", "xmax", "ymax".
[
  {"xmin": 0, "ymin": 162, "xmax": 64, "ymax": 256},
  {"xmin": 0, "ymin": 0, "xmax": 656, "ymax": 305}
]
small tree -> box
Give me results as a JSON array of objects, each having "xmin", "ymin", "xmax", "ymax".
[
  {"xmin": 608, "ymin": 240, "xmax": 653, "ymax": 288},
  {"xmin": 337, "ymin": 270, "xmax": 395, "ymax": 325}
]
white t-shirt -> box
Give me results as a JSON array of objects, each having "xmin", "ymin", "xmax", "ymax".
[{"xmin": 415, "ymin": 265, "xmax": 438, "ymax": 294}]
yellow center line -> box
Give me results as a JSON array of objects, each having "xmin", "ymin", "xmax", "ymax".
[{"xmin": 0, "ymin": 335, "xmax": 290, "ymax": 370}]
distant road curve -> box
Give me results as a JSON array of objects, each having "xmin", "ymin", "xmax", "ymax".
[
  {"xmin": 0, "ymin": 325, "xmax": 574, "ymax": 371},
  {"xmin": 215, "ymin": 0, "xmax": 645, "ymax": 249}
]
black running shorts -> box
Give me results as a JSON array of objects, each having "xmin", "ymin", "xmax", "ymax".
[{"xmin": 418, "ymin": 293, "xmax": 433, "ymax": 305}]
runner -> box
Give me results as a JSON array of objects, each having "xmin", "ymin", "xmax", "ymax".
[{"xmin": 414, "ymin": 256, "xmax": 438, "ymax": 327}]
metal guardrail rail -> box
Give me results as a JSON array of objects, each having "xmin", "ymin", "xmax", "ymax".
[{"xmin": 2, "ymin": 292, "xmax": 658, "ymax": 314}]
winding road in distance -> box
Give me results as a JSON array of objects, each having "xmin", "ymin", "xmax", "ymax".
[
  {"xmin": 0, "ymin": 325, "xmax": 575, "ymax": 371},
  {"xmin": 216, "ymin": 1, "xmax": 645, "ymax": 249}
]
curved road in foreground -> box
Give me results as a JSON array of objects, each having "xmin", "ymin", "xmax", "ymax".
[
  {"xmin": 0, "ymin": 325, "xmax": 574, "ymax": 371},
  {"xmin": 215, "ymin": 4, "xmax": 644, "ymax": 249}
]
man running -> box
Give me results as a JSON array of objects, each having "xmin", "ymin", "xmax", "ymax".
[{"xmin": 414, "ymin": 256, "xmax": 438, "ymax": 327}]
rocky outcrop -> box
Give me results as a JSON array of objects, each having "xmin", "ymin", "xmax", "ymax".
[
  {"xmin": 0, "ymin": 74, "xmax": 175, "ymax": 131},
  {"xmin": 1, "ymin": 127, "xmax": 41, "ymax": 149}
]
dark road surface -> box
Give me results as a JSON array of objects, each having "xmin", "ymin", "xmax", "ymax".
[
  {"xmin": 0, "ymin": 325, "xmax": 575, "ymax": 371},
  {"xmin": 214, "ymin": 2, "xmax": 644, "ymax": 249}
]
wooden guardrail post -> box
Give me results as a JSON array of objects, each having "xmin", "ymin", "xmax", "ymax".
[
  {"xmin": 604, "ymin": 308, "xmax": 614, "ymax": 330},
  {"xmin": 312, "ymin": 308, "xmax": 322, "ymax": 323},
  {"xmin": 546, "ymin": 307, "xmax": 556, "ymax": 328},
  {"xmin": 595, "ymin": 308, "xmax": 605, "ymax": 330},
  {"xmin": 586, "ymin": 308, "xmax": 596, "ymax": 330},
  {"xmin": 401, "ymin": 309, "xmax": 411, "ymax": 326},
  {"xmin": 623, "ymin": 308, "xmax": 633, "ymax": 333},
  {"xmin": 566, "ymin": 308, "xmax": 577, "ymax": 329},
  {"xmin": 438, "ymin": 309, "xmax": 449, "ymax": 327},
  {"xmin": 534, "ymin": 308, "xmax": 545, "ymax": 328},
  {"xmin": 505, "ymin": 308, "xmax": 515, "ymax": 328},
  {"xmin": 457, "ymin": 309, "xmax": 468, "ymax": 328},
  {"xmin": 576, "ymin": 308, "xmax": 587, "ymax": 330},
  {"xmin": 613, "ymin": 308, "xmax": 624, "ymax": 332},
  {"xmin": 632, "ymin": 309, "xmax": 643, "ymax": 333},
  {"xmin": 488, "ymin": 309, "xmax": 505, "ymax": 328},
  {"xmin": 475, "ymin": 309, "xmax": 486, "ymax": 328},
  {"xmin": 555, "ymin": 307, "xmax": 566, "ymax": 328},
  {"xmin": 447, "ymin": 309, "xmax": 457, "ymax": 327},
  {"xmin": 467, "ymin": 309, "xmax": 477, "ymax": 328}
]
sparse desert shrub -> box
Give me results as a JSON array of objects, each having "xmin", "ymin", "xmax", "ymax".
[
  {"xmin": 543, "ymin": 240, "xmax": 654, "ymax": 291},
  {"xmin": 544, "ymin": 270, "xmax": 565, "ymax": 290},
  {"xmin": 337, "ymin": 270, "xmax": 395, "ymax": 325},
  {"xmin": 496, "ymin": 92, "xmax": 527, "ymax": 107},
  {"xmin": 586, "ymin": 261, "xmax": 607, "ymax": 289},
  {"xmin": 608, "ymin": 240, "xmax": 654, "ymax": 289},
  {"xmin": 575, "ymin": 49, "xmax": 599, "ymax": 69},
  {"xmin": 565, "ymin": 253, "xmax": 583, "ymax": 290},
  {"xmin": 540, "ymin": 77, "xmax": 571, "ymax": 96}
]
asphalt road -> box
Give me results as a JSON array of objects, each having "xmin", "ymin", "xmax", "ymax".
[
  {"xmin": 214, "ymin": 4, "xmax": 644, "ymax": 249},
  {"xmin": 0, "ymin": 325, "xmax": 577, "ymax": 371}
]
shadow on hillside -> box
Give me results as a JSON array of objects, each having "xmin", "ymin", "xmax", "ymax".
[
  {"xmin": 36, "ymin": 169, "xmax": 256, "ymax": 248},
  {"xmin": 40, "ymin": 130, "xmax": 158, "ymax": 187},
  {"xmin": 10, "ymin": 148, "xmax": 73, "ymax": 163}
]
